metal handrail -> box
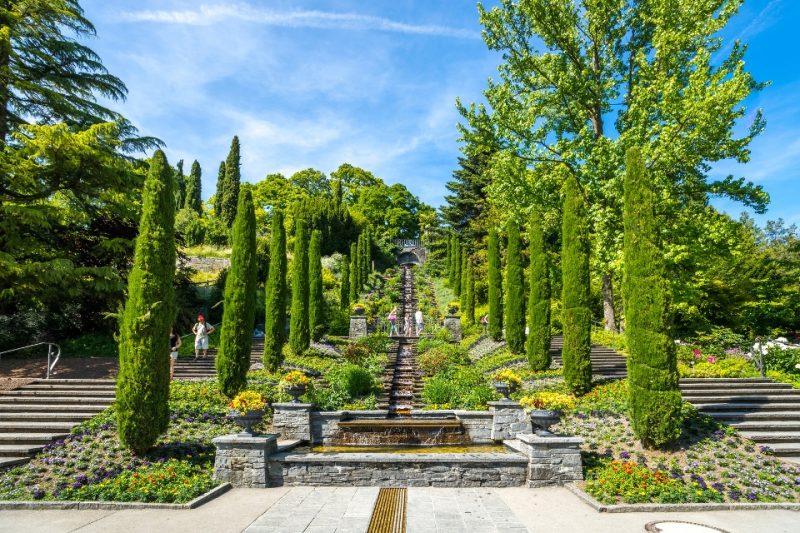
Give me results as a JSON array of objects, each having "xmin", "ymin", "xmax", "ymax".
[{"xmin": 0, "ymin": 342, "xmax": 61, "ymax": 379}]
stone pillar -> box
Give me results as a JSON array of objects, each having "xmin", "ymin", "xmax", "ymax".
[
  {"xmin": 489, "ymin": 400, "xmax": 532, "ymax": 441},
  {"xmin": 443, "ymin": 315, "xmax": 462, "ymax": 343},
  {"xmin": 349, "ymin": 315, "xmax": 367, "ymax": 339},
  {"xmin": 516, "ymin": 433, "xmax": 583, "ymax": 488},
  {"xmin": 212, "ymin": 433, "xmax": 278, "ymax": 488},
  {"xmin": 272, "ymin": 403, "xmax": 312, "ymax": 441}
]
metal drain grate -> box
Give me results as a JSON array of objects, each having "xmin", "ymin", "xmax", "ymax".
[{"xmin": 367, "ymin": 487, "xmax": 407, "ymax": 533}]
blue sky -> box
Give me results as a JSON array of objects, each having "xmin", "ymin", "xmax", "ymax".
[{"xmin": 81, "ymin": 1, "xmax": 799, "ymax": 225}]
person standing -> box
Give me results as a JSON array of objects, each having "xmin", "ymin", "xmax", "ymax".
[
  {"xmin": 388, "ymin": 307, "xmax": 398, "ymax": 336},
  {"xmin": 192, "ymin": 314, "xmax": 215, "ymax": 359},
  {"xmin": 414, "ymin": 309, "xmax": 424, "ymax": 336},
  {"xmin": 480, "ymin": 313, "xmax": 489, "ymax": 335},
  {"xmin": 169, "ymin": 326, "xmax": 182, "ymax": 380}
]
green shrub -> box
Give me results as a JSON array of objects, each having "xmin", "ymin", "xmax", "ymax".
[
  {"xmin": 62, "ymin": 334, "xmax": 118, "ymax": 358},
  {"xmin": 422, "ymin": 366, "xmax": 496, "ymax": 410},
  {"xmin": 418, "ymin": 344, "xmax": 469, "ymax": 376},
  {"xmin": 327, "ymin": 364, "xmax": 374, "ymax": 397},
  {"xmin": 763, "ymin": 346, "xmax": 800, "ymax": 375},
  {"xmin": 417, "ymin": 336, "xmax": 448, "ymax": 354},
  {"xmin": 343, "ymin": 343, "xmax": 370, "ymax": 364},
  {"xmin": 354, "ymin": 333, "xmax": 391, "ymax": 354},
  {"xmin": 679, "ymin": 358, "xmax": 759, "ymax": 378}
]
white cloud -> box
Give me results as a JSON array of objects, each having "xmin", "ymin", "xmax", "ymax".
[{"xmin": 121, "ymin": 3, "xmax": 480, "ymax": 39}]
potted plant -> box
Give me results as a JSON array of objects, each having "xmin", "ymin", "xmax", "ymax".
[
  {"xmin": 520, "ymin": 392, "xmax": 576, "ymax": 432},
  {"xmin": 351, "ymin": 302, "xmax": 366, "ymax": 316},
  {"xmin": 280, "ymin": 370, "xmax": 312, "ymax": 403},
  {"xmin": 228, "ymin": 391, "xmax": 267, "ymax": 436},
  {"xmin": 491, "ymin": 369, "xmax": 523, "ymax": 400},
  {"xmin": 447, "ymin": 301, "xmax": 460, "ymax": 315}
]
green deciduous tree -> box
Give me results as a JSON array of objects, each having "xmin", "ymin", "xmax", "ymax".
[
  {"xmin": 526, "ymin": 212, "xmax": 551, "ymax": 371},
  {"xmin": 220, "ymin": 136, "xmax": 241, "ymax": 227},
  {"xmin": 561, "ymin": 175, "xmax": 592, "ymax": 394},
  {"xmin": 115, "ymin": 150, "xmax": 175, "ymax": 454},
  {"xmin": 504, "ymin": 220, "xmax": 525, "ymax": 353},
  {"xmin": 624, "ymin": 147, "xmax": 682, "ymax": 447},
  {"xmin": 263, "ymin": 210, "xmax": 287, "ymax": 372},
  {"xmin": 309, "ymin": 229, "xmax": 325, "ymax": 341},
  {"xmin": 216, "ymin": 185, "xmax": 257, "ymax": 397},
  {"xmin": 184, "ymin": 160, "xmax": 202, "ymax": 214},
  {"xmin": 487, "ymin": 229, "xmax": 503, "ymax": 341},
  {"xmin": 289, "ymin": 220, "xmax": 310, "ymax": 354}
]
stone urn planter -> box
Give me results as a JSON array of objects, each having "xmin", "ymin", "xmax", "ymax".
[
  {"xmin": 493, "ymin": 382, "xmax": 517, "ymax": 400},
  {"xmin": 287, "ymin": 384, "xmax": 306, "ymax": 403},
  {"xmin": 530, "ymin": 409, "xmax": 563, "ymax": 432},
  {"xmin": 230, "ymin": 409, "xmax": 265, "ymax": 436},
  {"xmin": 352, "ymin": 306, "xmax": 365, "ymax": 316},
  {"xmin": 447, "ymin": 306, "xmax": 459, "ymax": 314}
]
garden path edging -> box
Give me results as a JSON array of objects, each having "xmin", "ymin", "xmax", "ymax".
[
  {"xmin": 0, "ymin": 482, "xmax": 231, "ymax": 511},
  {"xmin": 565, "ymin": 483, "xmax": 800, "ymax": 513}
]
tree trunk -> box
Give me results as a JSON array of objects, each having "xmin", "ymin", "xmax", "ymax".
[{"xmin": 602, "ymin": 272, "xmax": 618, "ymax": 332}]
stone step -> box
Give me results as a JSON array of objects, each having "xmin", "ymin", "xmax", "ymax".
[
  {"xmin": 684, "ymin": 395, "xmax": 800, "ymax": 403},
  {"xmin": 30, "ymin": 379, "xmax": 115, "ymax": 385},
  {"xmin": 0, "ymin": 412, "xmax": 94, "ymax": 422},
  {"xmin": 706, "ymin": 411, "xmax": 800, "ymax": 421},
  {"xmin": 0, "ymin": 422, "xmax": 76, "ymax": 432},
  {"xmin": 738, "ymin": 432, "xmax": 800, "ymax": 443},
  {"xmin": 0, "ymin": 444, "xmax": 42, "ymax": 457},
  {"xmin": 0, "ymin": 396, "xmax": 114, "ymax": 405},
  {"xmin": 764, "ymin": 443, "xmax": 800, "ymax": 457},
  {"xmin": 1, "ymin": 389, "xmax": 115, "ymax": 397},
  {"xmin": 696, "ymin": 401, "xmax": 800, "ymax": 411},
  {"xmin": 0, "ymin": 456, "xmax": 29, "ymax": 468},
  {"xmin": 23, "ymin": 384, "xmax": 117, "ymax": 391},
  {"xmin": 729, "ymin": 420, "xmax": 800, "ymax": 431},
  {"xmin": 0, "ymin": 433, "xmax": 69, "ymax": 445},
  {"xmin": 0, "ymin": 404, "xmax": 108, "ymax": 413},
  {"xmin": 680, "ymin": 388, "xmax": 799, "ymax": 396},
  {"xmin": 680, "ymin": 378, "xmax": 775, "ymax": 384},
  {"xmin": 680, "ymin": 382, "xmax": 793, "ymax": 391}
]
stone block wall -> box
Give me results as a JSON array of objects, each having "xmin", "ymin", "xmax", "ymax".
[
  {"xmin": 488, "ymin": 400, "xmax": 532, "ymax": 441},
  {"xmin": 516, "ymin": 433, "xmax": 583, "ymax": 487},
  {"xmin": 272, "ymin": 403, "xmax": 312, "ymax": 441},
  {"xmin": 349, "ymin": 316, "xmax": 367, "ymax": 338},
  {"xmin": 212, "ymin": 434, "xmax": 278, "ymax": 488}
]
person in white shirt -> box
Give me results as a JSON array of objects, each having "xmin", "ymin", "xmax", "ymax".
[
  {"xmin": 191, "ymin": 314, "xmax": 215, "ymax": 359},
  {"xmin": 414, "ymin": 309, "xmax": 424, "ymax": 336}
]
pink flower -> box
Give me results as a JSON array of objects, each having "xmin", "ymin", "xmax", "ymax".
[
  {"xmin": 692, "ymin": 348, "xmax": 702, "ymax": 358},
  {"xmin": 707, "ymin": 356, "xmax": 717, "ymax": 364}
]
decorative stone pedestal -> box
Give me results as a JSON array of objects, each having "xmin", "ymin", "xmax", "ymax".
[
  {"xmin": 212, "ymin": 433, "xmax": 278, "ymax": 488},
  {"xmin": 349, "ymin": 315, "xmax": 367, "ymax": 339},
  {"xmin": 443, "ymin": 315, "xmax": 462, "ymax": 343},
  {"xmin": 488, "ymin": 400, "xmax": 532, "ymax": 441},
  {"xmin": 516, "ymin": 433, "xmax": 583, "ymax": 487},
  {"xmin": 272, "ymin": 403, "xmax": 313, "ymax": 441}
]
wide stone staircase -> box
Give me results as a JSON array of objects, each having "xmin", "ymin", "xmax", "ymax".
[
  {"xmin": 173, "ymin": 339, "xmax": 264, "ymax": 380},
  {"xmin": 0, "ymin": 379, "xmax": 115, "ymax": 468},
  {"xmin": 680, "ymin": 378, "xmax": 800, "ymax": 463},
  {"xmin": 549, "ymin": 335, "xmax": 628, "ymax": 380}
]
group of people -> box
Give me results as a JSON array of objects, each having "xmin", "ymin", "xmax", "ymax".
[
  {"xmin": 387, "ymin": 307, "xmax": 424, "ymax": 337},
  {"xmin": 167, "ymin": 315, "xmax": 215, "ymax": 380}
]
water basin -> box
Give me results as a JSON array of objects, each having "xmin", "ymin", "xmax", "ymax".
[{"xmin": 309, "ymin": 444, "xmax": 509, "ymax": 454}]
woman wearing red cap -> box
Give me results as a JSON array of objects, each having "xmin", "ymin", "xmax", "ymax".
[{"xmin": 191, "ymin": 314, "xmax": 215, "ymax": 359}]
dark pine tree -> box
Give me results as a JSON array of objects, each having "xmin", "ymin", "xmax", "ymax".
[
  {"xmin": 488, "ymin": 228, "xmax": 503, "ymax": 341},
  {"xmin": 116, "ymin": 150, "xmax": 176, "ymax": 454},
  {"xmin": 216, "ymin": 185, "xmax": 257, "ymax": 397},
  {"xmin": 221, "ymin": 136, "xmax": 241, "ymax": 227},
  {"xmin": 309, "ymin": 229, "xmax": 325, "ymax": 341},
  {"xmin": 505, "ymin": 220, "xmax": 525, "ymax": 353},
  {"xmin": 340, "ymin": 255, "xmax": 350, "ymax": 311},
  {"xmin": 525, "ymin": 212, "xmax": 551, "ymax": 371},
  {"xmin": 562, "ymin": 175, "xmax": 592, "ymax": 394},
  {"xmin": 441, "ymin": 145, "xmax": 497, "ymax": 245},
  {"xmin": 263, "ymin": 210, "xmax": 287, "ymax": 372},
  {"xmin": 214, "ymin": 161, "xmax": 226, "ymax": 218},
  {"xmin": 624, "ymin": 147, "xmax": 682, "ymax": 447},
  {"xmin": 289, "ymin": 220, "xmax": 310, "ymax": 354},
  {"xmin": 184, "ymin": 160, "xmax": 203, "ymax": 214}
]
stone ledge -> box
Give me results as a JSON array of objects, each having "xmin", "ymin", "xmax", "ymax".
[
  {"xmin": 272, "ymin": 403, "xmax": 313, "ymax": 411},
  {"xmin": 277, "ymin": 452, "xmax": 529, "ymax": 464},
  {"xmin": 517, "ymin": 433, "xmax": 583, "ymax": 446},
  {"xmin": 0, "ymin": 483, "xmax": 231, "ymax": 510},
  {"xmin": 214, "ymin": 434, "xmax": 279, "ymax": 446},
  {"xmin": 565, "ymin": 483, "xmax": 800, "ymax": 513}
]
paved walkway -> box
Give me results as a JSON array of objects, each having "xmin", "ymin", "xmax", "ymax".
[{"xmin": 0, "ymin": 486, "xmax": 798, "ymax": 533}]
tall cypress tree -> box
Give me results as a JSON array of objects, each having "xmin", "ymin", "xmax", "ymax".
[
  {"xmin": 263, "ymin": 210, "xmax": 287, "ymax": 372},
  {"xmin": 214, "ymin": 161, "xmax": 226, "ymax": 217},
  {"xmin": 526, "ymin": 213, "xmax": 551, "ymax": 371},
  {"xmin": 216, "ymin": 186, "xmax": 257, "ymax": 397},
  {"xmin": 448, "ymin": 235, "xmax": 457, "ymax": 287},
  {"xmin": 340, "ymin": 255, "xmax": 350, "ymax": 311},
  {"xmin": 184, "ymin": 160, "xmax": 203, "ymax": 214},
  {"xmin": 221, "ymin": 136, "xmax": 241, "ymax": 227},
  {"xmin": 460, "ymin": 247, "xmax": 469, "ymax": 310},
  {"xmin": 465, "ymin": 256, "xmax": 475, "ymax": 325},
  {"xmin": 562, "ymin": 175, "xmax": 592, "ymax": 394},
  {"xmin": 446, "ymin": 234, "xmax": 452, "ymax": 279},
  {"xmin": 624, "ymin": 147, "xmax": 682, "ymax": 447},
  {"xmin": 505, "ymin": 220, "xmax": 525, "ymax": 353},
  {"xmin": 175, "ymin": 159, "xmax": 186, "ymax": 210},
  {"xmin": 453, "ymin": 240, "xmax": 462, "ymax": 297},
  {"xmin": 116, "ymin": 150, "xmax": 176, "ymax": 454},
  {"xmin": 361, "ymin": 230, "xmax": 370, "ymax": 285},
  {"xmin": 289, "ymin": 220, "xmax": 310, "ymax": 354},
  {"xmin": 309, "ymin": 229, "xmax": 325, "ymax": 341},
  {"xmin": 349, "ymin": 242, "xmax": 359, "ymax": 303},
  {"xmin": 488, "ymin": 229, "xmax": 503, "ymax": 341}
]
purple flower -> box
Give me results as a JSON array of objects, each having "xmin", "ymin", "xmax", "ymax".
[
  {"xmin": 729, "ymin": 490, "xmax": 741, "ymax": 501},
  {"xmin": 32, "ymin": 487, "xmax": 45, "ymax": 500},
  {"xmin": 603, "ymin": 448, "xmax": 613, "ymax": 457},
  {"xmin": 712, "ymin": 483, "xmax": 724, "ymax": 492},
  {"xmin": 746, "ymin": 492, "xmax": 757, "ymax": 501},
  {"xmin": 620, "ymin": 451, "xmax": 631, "ymax": 460}
]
